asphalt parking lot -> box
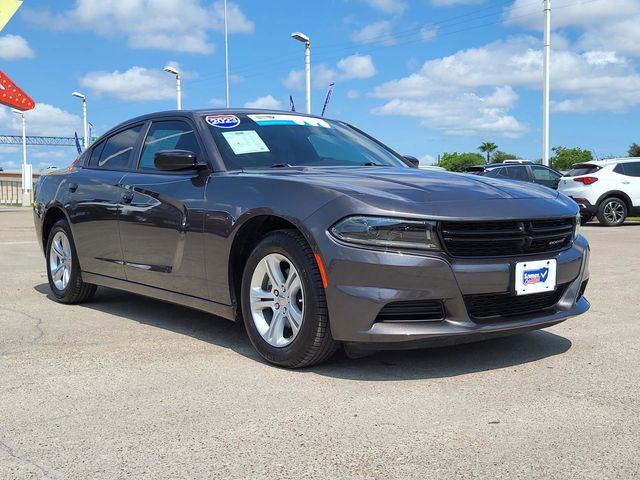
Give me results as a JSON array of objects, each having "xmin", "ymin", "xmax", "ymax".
[{"xmin": 1, "ymin": 209, "xmax": 639, "ymax": 480}]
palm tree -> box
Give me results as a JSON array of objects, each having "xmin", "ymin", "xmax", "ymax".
[{"xmin": 478, "ymin": 142, "xmax": 498, "ymax": 164}]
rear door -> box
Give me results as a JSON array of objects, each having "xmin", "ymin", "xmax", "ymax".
[
  {"xmin": 118, "ymin": 118, "xmax": 210, "ymax": 299},
  {"xmin": 618, "ymin": 162, "xmax": 640, "ymax": 206},
  {"xmin": 531, "ymin": 165, "xmax": 562, "ymax": 189},
  {"xmin": 65, "ymin": 124, "xmax": 143, "ymax": 279}
]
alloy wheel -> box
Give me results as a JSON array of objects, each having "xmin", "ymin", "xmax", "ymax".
[
  {"xmin": 249, "ymin": 253, "xmax": 304, "ymax": 348},
  {"xmin": 49, "ymin": 231, "xmax": 72, "ymax": 291},
  {"xmin": 603, "ymin": 200, "xmax": 625, "ymax": 224}
]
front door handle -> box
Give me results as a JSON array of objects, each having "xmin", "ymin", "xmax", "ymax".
[
  {"xmin": 68, "ymin": 183, "xmax": 78, "ymax": 193},
  {"xmin": 121, "ymin": 191, "xmax": 134, "ymax": 204}
]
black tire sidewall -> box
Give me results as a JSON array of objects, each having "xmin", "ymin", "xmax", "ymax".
[
  {"xmin": 45, "ymin": 220, "xmax": 82, "ymax": 300},
  {"xmin": 241, "ymin": 231, "xmax": 326, "ymax": 366},
  {"xmin": 598, "ymin": 198, "xmax": 627, "ymax": 226}
]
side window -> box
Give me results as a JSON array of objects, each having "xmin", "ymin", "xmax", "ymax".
[
  {"xmin": 614, "ymin": 163, "xmax": 626, "ymax": 175},
  {"xmin": 532, "ymin": 166, "xmax": 560, "ymax": 181},
  {"xmin": 504, "ymin": 166, "xmax": 529, "ymax": 181},
  {"xmin": 139, "ymin": 120, "xmax": 203, "ymax": 171},
  {"xmin": 96, "ymin": 125, "xmax": 143, "ymax": 170},
  {"xmin": 88, "ymin": 141, "xmax": 105, "ymax": 167},
  {"xmin": 483, "ymin": 168, "xmax": 502, "ymax": 178},
  {"xmin": 620, "ymin": 162, "xmax": 640, "ymax": 177}
]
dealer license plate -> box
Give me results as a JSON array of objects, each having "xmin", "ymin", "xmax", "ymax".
[{"xmin": 514, "ymin": 259, "xmax": 557, "ymax": 296}]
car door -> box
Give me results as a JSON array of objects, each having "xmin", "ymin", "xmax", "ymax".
[
  {"xmin": 118, "ymin": 118, "xmax": 210, "ymax": 299},
  {"xmin": 65, "ymin": 124, "xmax": 143, "ymax": 279},
  {"xmin": 618, "ymin": 162, "xmax": 640, "ymax": 206},
  {"xmin": 531, "ymin": 165, "xmax": 562, "ymax": 189}
]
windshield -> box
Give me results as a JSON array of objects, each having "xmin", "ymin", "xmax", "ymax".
[{"xmin": 204, "ymin": 113, "xmax": 407, "ymax": 170}]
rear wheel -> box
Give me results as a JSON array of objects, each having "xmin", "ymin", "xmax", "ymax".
[
  {"xmin": 241, "ymin": 230, "xmax": 337, "ymax": 368},
  {"xmin": 46, "ymin": 219, "xmax": 97, "ymax": 303},
  {"xmin": 597, "ymin": 197, "xmax": 627, "ymax": 226}
]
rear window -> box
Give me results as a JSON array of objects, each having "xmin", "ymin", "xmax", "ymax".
[{"xmin": 566, "ymin": 164, "xmax": 600, "ymax": 176}]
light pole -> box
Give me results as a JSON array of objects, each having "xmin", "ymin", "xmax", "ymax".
[
  {"xmin": 542, "ymin": 0, "xmax": 551, "ymax": 166},
  {"xmin": 224, "ymin": 0, "xmax": 230, "ymax": 108},
  {"xmin": 72, "ymin": 92, "xmax": 89, "ymax": 149},
  {"xmin": 291, "ymin": 32, "xmax": 311, "ymax": 114},
  {"xmin": 12, "ymin": 108, "xmax": 31, "ymax": 205},
  {"xmin": 164, "ymin": 66, "xmax": 182, "ymax": 110}
]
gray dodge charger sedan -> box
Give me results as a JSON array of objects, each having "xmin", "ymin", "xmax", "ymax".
[{"xmin": 33, "ymin": 110, "xmax": 590, "ymax": 367}]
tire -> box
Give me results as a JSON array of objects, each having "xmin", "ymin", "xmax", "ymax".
[
  {"xmin": 596, "ymin": 197, "xmax": 627, "ymax": 227},
  {"xmin": 580, "ymin": 215, "xmax": 593, "ymax": 226},
  {"xmin": 240, "ymin": 229, "xmax": 337, "ymax": 368},
  {"xmin": 46, "ymin": 219, "xmax": 97, "ymax": 304}
]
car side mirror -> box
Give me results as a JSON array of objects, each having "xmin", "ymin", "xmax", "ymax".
[
  {"xmin": 154, "ymin": 150, "xmax": 206, "ymax": 171},
  {"xmin": 403, "ymin": 155, "xmax": 420, "ymax": 168}
]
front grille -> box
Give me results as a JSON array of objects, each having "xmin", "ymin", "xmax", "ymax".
[
  {"xmin": 440, "ymin": 218, "xmax": 575, "ymax": 257},
  {"xmin": 464, "ymin": 284, "xmax": 567, "ymax": 322},
  {"xmin": 376, "ymin": 300, "xmax": 445, "ymax": 323}
]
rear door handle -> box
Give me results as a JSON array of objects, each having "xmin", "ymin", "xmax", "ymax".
[
  {"xmin": 68, "ymin": 183, "xmax": 78, "ymax": 193},
  {"xmin": 121, "ymin": 191, "xmax": 134, "ymax": 204},
  {"xmin": 622, "ymin": 181, "xmax": 631, "ymax": 184}
]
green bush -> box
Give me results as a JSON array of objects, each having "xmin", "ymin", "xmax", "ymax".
[
  {"xmin": 550, "ymin": 147, "xmax": 593, "ymax": 171},
  {"xmin": 439, "ymin": 152, "xmax": 485, "ymax": 172}
]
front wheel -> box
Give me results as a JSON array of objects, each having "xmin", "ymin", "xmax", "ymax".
[
  {"xmin": 241, "ymin": 230, "xmax": 337, "ymax": 368},
  {"xmin": 46, "ymin": 219, "xmax": 97, "ymax": 303},
  {"xmin": 597, "ymin": 198, "xmax": 627, "ymax": 226}
]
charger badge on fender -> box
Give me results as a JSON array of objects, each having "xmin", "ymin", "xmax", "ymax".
[{"xmin": 206, "ymin": 115, "xmax": 240, "ymax": 128}]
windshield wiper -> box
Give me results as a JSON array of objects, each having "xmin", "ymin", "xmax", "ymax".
[{"xmin": 270, "ymin": 163, "xmax": 293, "ymax": 168}]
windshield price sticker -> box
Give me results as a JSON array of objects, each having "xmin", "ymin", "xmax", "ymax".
[
  {"xmin": 221, "ymin": 130, "xmax": 270, "ymax": 155},
  {"xmin": 247, "ymin": 114, "xmax": 331, "ymax": 128}
]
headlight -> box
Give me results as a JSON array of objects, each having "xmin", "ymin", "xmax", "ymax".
[
  {"xmin": 330, "ymin": 216, "xmax": 441, "ymax": 251},
  {"xmin": 574, "ymin": 212, "xmax": 581, "ymax": 239}
]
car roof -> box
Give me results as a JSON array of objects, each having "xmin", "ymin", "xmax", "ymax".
[
  {"xmin": 586, "ymin": 157, "xmax": 640, "ymax": 165},
  {"xmin": 100, "ymin": 109, "xmax": 332, "ymax": 140}
]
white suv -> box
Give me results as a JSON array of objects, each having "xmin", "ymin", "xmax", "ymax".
[{"xmin": 558, "ymin": 158, "xmax": 640, "ymax": 226}]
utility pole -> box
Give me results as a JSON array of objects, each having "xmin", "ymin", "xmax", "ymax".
[
  {"xmin": 542, "ymin": 0, "xmax": 551, "ymax": 166},
  {"xmin": 224, "ymin": 0, "xmax": 230, "ymax": 108}
]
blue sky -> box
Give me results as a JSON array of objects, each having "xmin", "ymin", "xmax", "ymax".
[{"xmin": 1, "ymin": 0, "xmax": 640, "ymax": 170}]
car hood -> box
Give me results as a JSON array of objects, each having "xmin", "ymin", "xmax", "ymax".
[{"xmin": 242, "ymin": 166, "xmax": 559, "ymax": 204}]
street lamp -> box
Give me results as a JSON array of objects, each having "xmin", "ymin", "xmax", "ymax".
[
  {"xmin": 11, "ymin": 108, "xmax": 31, "ymax": 205},
  {"xmin": 224, "ymin": 0, "xmax": 230, "ymax": 108},
  {"xmin": 291, "ymin": 31, "xmax": 311, "ymax": 114},
  {"xmin": 72, "ymin": 92, "xmax": 89, "ymax": 150},
  {"xmin": 164, "ymin": 66, "xmax": 182, "ymax": 110}
]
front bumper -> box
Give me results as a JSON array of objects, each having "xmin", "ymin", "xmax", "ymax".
[
  {"xmin": 317, "ymin": 233, "xmax": 590, "ymax": 346},
  {"xmin": 570, "ymin": 197, "xmax": 597, "ymax": 217}
]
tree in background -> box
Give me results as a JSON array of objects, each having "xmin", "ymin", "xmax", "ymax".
[
  {"xmin": 478, "ymin": 142, "xmax": 498, "ymax": 163},
  {"xmin": 439, "ymin": 152, "xmax": 485, "ymax": 172},
  {"xmin": 492, "ymin": 151, "xmax": 519, "ymax": 163},
  {"xmin": 628, "ymin": 143, "xmax": 640, "ymax": 157},
  {"xmin": 551, "ymin": 146, "xmax": 593, "ymax": 171}
]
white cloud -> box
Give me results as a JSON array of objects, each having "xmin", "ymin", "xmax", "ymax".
[
  {"xmin": 209, "ymin": 98, "xmax": 226, "ymax": 107},
  {"xmin": 373, "ymin": 86, "xmax": 528, "ymax": 138},
  {"xmin": 352, "ymin": 21, "xmax": 396, "ymax": 46},
  {"xmin": 578, "ymin": 15, "xmax": 640, "ymax": 58},
  {"xmin": 0, "ymin": 35, "xmax": 35, "ymax": 60},
  {"xmin": 337, "ymin": 54, "xmax": 376, "ymax": 79},
  {"xmin": 80, "ymin": 67, "xmax": 175, "ymax": 101},
  {"xmin": 24, "ymin": 0, "xmax": 253, "ymax": 54},
  {"xmin": 1, "ymin": 104, "xmax": 81, "ymax": 137},
  {"xmin": 244, "ymin": 95, "xmax": 282, "ymax": 110},
  {"xmin": 363, "ymin": 0, "xmax": 407, "ymax": 14},
  {"xmin": 504, "ymin": 0, "xmax": 639, "ymax": 30},
  {"xmin": 347, "ymin": 89, "xmax": 361, "ymax": 99},
  {"xmin": 420, "ymin": 25, "xmax": 438, "ymax": 42},
  {"xmin": 283, "ymin": 55, "xmax": 376, "ymax": 90},
  {"xmin": 370, "ymin": 34, "xmax": 640, "ymax": 133},
  {"xmin": 419, "ymin": 154, "xmax": 436, "ymax": 165}
]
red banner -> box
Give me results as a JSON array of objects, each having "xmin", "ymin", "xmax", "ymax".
[{"xmin": 0, "ymin": 70, "xmax": 35, "ymax": 111}]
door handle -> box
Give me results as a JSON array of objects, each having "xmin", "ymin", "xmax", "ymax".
[
  {"xmin": 622, "ymin": 181, "xmax": 631, "ymax": 184},
  {"xmin": 121, "ymin": 191, "xmax": 134, "ymax": 204},
  {"xmin": 68, "ymin": 183, "xmax": 78, "ymax": 193}
]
